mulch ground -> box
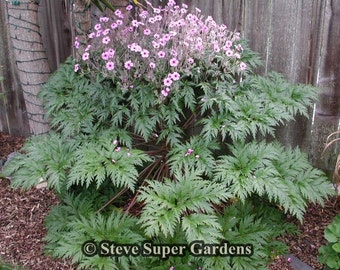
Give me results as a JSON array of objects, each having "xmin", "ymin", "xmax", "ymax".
[{"xmin": 0, "ymin": 132, "xmax": 339, "ymax": 270}]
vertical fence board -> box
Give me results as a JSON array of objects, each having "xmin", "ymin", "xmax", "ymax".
[
  {"xmin": 0, "ymin": 0, "xmax": 30, "ymax": 136},
  {"xmin": 39, "ymin": 0, "xmax": 72, "ymax": 72},
  {"xmin": 307, "ymin": 0, "xmax": 340, "ymax": 173}
]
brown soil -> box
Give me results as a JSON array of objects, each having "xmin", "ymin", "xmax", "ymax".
[{"xmin": 0, "ymin": 132, "xmax": 339, "ymax": 270}]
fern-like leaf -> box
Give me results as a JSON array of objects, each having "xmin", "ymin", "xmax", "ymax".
[
  {"xmin": 138, "ymin": 170, "xmax": 230, "ymax": 240},
  {"xmin": 167, "ymin": 136, "xmax": 219, "ymax": 177},
  {"xmin": 214, "ymin": 141, "xmax": 333, "ymax": 221},
  {"xmin": 3, "ymin": 133, "xmax": 77, "ymax": 192},
  {"xmin": 68, "ymin": 136, "xmax": 150, "ymax": 190}
]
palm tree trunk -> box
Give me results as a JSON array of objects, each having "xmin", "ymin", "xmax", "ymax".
[{"xmin": 6, "ymin": 0, "xmax": 50, "ymax": 134}]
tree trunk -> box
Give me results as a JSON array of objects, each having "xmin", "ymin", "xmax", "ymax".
[{"xmin": 6, "ymin": 0, "xmax": 50, "ymax": 135}]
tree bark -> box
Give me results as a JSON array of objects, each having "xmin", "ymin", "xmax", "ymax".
[{"xmin": 7, "ymin": 0, "xmax": 50, "ymax": 135}]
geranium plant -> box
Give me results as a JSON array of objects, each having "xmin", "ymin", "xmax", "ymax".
[{"xmin": 3, "ymin": 1, "xmax": 334, "ymax": 269}]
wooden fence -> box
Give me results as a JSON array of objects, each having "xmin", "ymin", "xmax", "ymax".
[{"xmin": 0, "ymin": 0, "xmax": 339, "ymax": 171}]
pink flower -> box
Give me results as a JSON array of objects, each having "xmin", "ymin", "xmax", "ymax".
[
  {"xmin": 128, "ymin": 43, "xmax": 142, "ymax": 52},
  {"xmin": 85, "ymin": 45, "xmax": 91, "ymax": 51},
  {"xmin": 74, "ymin": 40, "xmax": 79, "ymax": 49},
  {"xmin": 114, "ymin": 9, "xmax": 122, "ymax": 17},
  {"xmin": 102, "ymin": 28, "xmax": 110, "ymax": 35},
  {"xmin": 169, "ymin": 31, "xmax": 177, "ymax": 37},
  {"xmin": 187, "ymin": 14, "xmax": 195, "ymax": 21},
  {"xmin": 88, "ymin": 32, "xmax": 95, "ymax": 38},
  {"xmin": 185, "ymin": 148, "xmax": 194, "ymax": 156},
  {"xmin": 143, "ymin": 28, "xmax": 151, "ymax": 35},
  {"xmin": 124, "ymin": 60, "xmax": 134, "ymax": 70},
  {"xmin": 152, "ymin": 41, "xmax": 160, "ymax": 49},
  {"xmin": 233, "ymin": 32, "xmax": 241, "ymax": 40},
  {"xmin": 180, "ymin": 8, "xmax": 187, "ymax": 14},
  {"xmin": 170, "ymin": 49, "xmax": 178, "ymax": 56},
  {"xmin": 82, "ymin": 52, "xmax": 89, "ymax": 61},
  {"xmin": 163, "ymin": 77, "xmax": 173, "ymax": 86},
  {"xmin": 149, "ymin": 62, "xmax": 156, "ymax": 69},
  {"xmin": 158, "ymin": 51, "xmax": 166, "ymax": 58},
  {"xmin": 94, "ymin": 23, "xmax": 101, "ymax": 31},
  {"xmin": 102, "ymin": 36, "xmax": 110, "ymax": 44},
  {"xmin": 170, "ymin": 72, "xmax": 180, "ymax": 81},
  {"xmin": 116, "ymin": 20, "xmax": 123, "ymax": 26},
  {"xmin": 126, "ymin": 5, "xmax": 133, "ymax": 11},
  {"xmin": 106, "ymin": 61, "xmax": 115, "ymax": 71},
  {"xmin": 74, "ymin": 64, "xmax": 80, "ymax": 72},
  {"xmin": 225, "ymin": 40, "xmax": 233, "ymax": 48},
  {"xmin": 107, "ymin": 48, "xmax": 115, "ymax": 58},
  {"xmin": 96, "ymin": 30, "xmax": 102, "ymax": 37},
  {"xmin": 189, "ymin": 28, "xmax": 197, "ymax": 35},
  {"xmin": 159, "ymin": 39, "xmax": 167, "ymax": 46},
  {"xmin": 153, "ymin": 8, "xmax": 161, "ymax": 14},
  {"xmin": 161, "ymin": 87, "xmax": 171, "ymax": 97},
  {"xmin": 132, "ymin": 20, "xmax": 139, "ymax": 27},
  {"xmin": 235, "ymin": 44, "xmax": 243, "ymax": 51},
  {"xmin": 214, "ymin": 44, "xmax": 220, "ymax": 52},
  {"xmin": 161, "ymin": 89, "xmax": 169, "ymax": 97},
  {"xmin": 169, "ymin": 58, "xmax": 179, "ymax": 67},
  {"xmin": 139, "ymin": 10, "xmax": 148, "ymax": 19},
  {"xmin": 226, "ymin": 49, "xmax": 233, "ymax": 57},
  {"xmin": 148, "ymin": 17, "xmax": 156, "ymax": 24},
  {"xmin": 102, "ymin": 52, "xmax": 109, "ymax": 60},
  {"xmin": 111, "ymin": 23, "xmax": 118, "ymax": 29},
  {"xmin": 99, "ymin": 17, "xmax": 109, "ymax": 22},
  {"xmin": 141, "ymin": 49, "xmax": 150, "ymax": 58},
  {"xmin": 195, "ymin": 44, "xmax": 203, "ymax": 51},
  {"xmin": 188, "ymin": 58, "xmax": 194, "ymax": 64},
  {"xmin": 130, "ymin": 43, "xmax": 142, "ymax": 52},
  {"xmin": 239, "ymin": 62, "xmax": 247, "ymax": 71},
  {"xmin": 168, "ymin": 0, "xmax": 176, "ymax": 7},
  {"xmin": 155, "ymin": 15, "xmax": 162, "ymax": 21}
]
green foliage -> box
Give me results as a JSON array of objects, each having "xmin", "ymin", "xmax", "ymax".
[
  {"xmin": 138, "ymin": 170, "xmax": 230, "ymax": 242},
  {"xmin": 45, "ymin": 192, "xmax": 144, "ymax": 270},
  {"xmin": 2, "ymin": 133, "xmax": 77, "ymax": 193},
  {"xmin": 214, "ymin": 141, "xmax": 333, "ymax": 221},
  {"xmin": 90, "ymin": 0, "xmax": 116, "ymax": 12},
  {"xmin": 199, "ymin": 73, "xmax": 317, "ymax": 143},
  {"xmin": 201, "ymin": 201, "xmax": 296, "ymax": 270},
  {"xmin": 68, "ymin": 135, "xmax": 150, "ymax": 190},
  {"xmin": 318, "ymin": 214, "xmax": 340, "ymax": 269}
]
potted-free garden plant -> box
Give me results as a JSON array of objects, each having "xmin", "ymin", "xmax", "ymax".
[{"xmin": 3, "ymin": 1, "xmax": 334, "ymax": 269}]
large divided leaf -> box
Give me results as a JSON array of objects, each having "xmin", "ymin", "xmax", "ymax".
[{"xmin": 214, "ymin": 141, "xmax": 334, "ymax": 221}]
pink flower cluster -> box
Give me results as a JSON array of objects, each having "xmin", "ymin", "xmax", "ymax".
[{"xmin": 74, "ymin": 0, "xmax": 247, "ymax": 98}]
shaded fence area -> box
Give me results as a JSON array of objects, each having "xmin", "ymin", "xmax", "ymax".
[{"xmin": 0, "ymin": 0, "xmax": 339, "ymax": 172}]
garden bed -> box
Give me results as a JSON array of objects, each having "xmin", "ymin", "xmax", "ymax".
[{"xmin": 0, "ymin": 132, "xmax": 339, "ymax": 269}]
